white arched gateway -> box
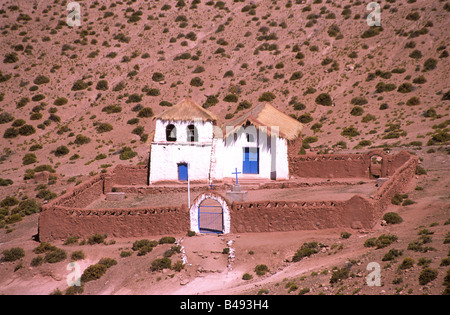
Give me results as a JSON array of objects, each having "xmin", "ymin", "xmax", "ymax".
[{"xmin": 189, "ymin": 193, "xmax": 230, "ymax": 234}]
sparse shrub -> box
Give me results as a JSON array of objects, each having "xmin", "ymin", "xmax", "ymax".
[
  {"xmin": 350, "ymin": 106, "xmax": 364, "ymax": 116},
  {"xmin": 23, "ymin": 153, "xmax": 37, "ymax": 165},
  {"xmin": 2, "ymin": 247, "xmax": 25, "ymax": 262},
  {"xmin": 419, "ymin": 268, "xmax": 438, "ymax": 285},
  {"xmin": 351, "ymin": 97, "xmax": 368, "ymax": 105},
  {"xmin": 398, "ymin": 257, "xmax": 414, "ymax": 270},
  {"xmin": 242, "ymin": 273, "xmax": 253, "ymax": 280},
  {"xmin": 81, "ymin": 264, "xmax": 107, "ymax": 282},
  {"xmin": 423, "ymin": 58, "xmax": 437, "ymax": 71},
  {"xmin": 18, "ymin": 125, "xmax": 36, "ymax": 136},
  {"xmin": 54, "ymin": 146, "xmax": 69, "ymax": 157},
  {"xmin": 1, "ymin": 196, "xmax": 19, "ymax": 207},
  {"xmin": 54, "ymin": 97, "xmax": 68, "ymax": 106},
  {"xmin": 96, "ymin": 80, "xmax": 109, "ymax": 91},
  {"xmin": 119, "ymin": 147, "xmax": 137, "ymax": 160},
  {"xmin": 341, "ymin": 126, "xmax": 360, "ymax": 137},
  {"xmin": 33, "ymin": 75, "xmax": 50, "ymax": 85},
  {"xmin": 382, "ymin": 249, "xmax": 403, "ymax": 261},
  {"xmin": 397, "ymin": 83, "xmax": 413, "ymax": 93},
  {"xmin": 96, "ymin": 123, "xmax": 113, "ymax": 133},
  {"xmin": 150, "ymin": 258, "xmax": 172, "ymax": 271},
  {"xmin": 293, "ymin": 242, "xmax": 320, "ymax": 262},
  {"xmin": 152, "ymin": 72, "xmax": 165, "ymax": 82},
  {"xmin": 44, "ymin": 248, "xmax": 67, "ymax": 263},
  {"xmin": 383, "ymin": 212, "xmax": 403, "ymax": 224},
  {"xmin": 159, "ymin": 236, "xmax": 176, "ymax": 244},
  {"xmin": 0, "ymin": 112, "xmax": 14, "ymax": 124},
  {"xmin": 132, "ymin": 239, "xmax": 157, "ymax": 256},
  {"xmin": 254, "ymin": 264, "xmax": 269, "ymax": 276},
  {"xmin": 87, "ymin": 234, "xmax": 106, "ymax": 245},
  {"xmin": 329, "ymin": 267, "xmax": 349, "ymax": 284},
  {"xmin": 315, "ymin": 93, "xmax": 332, "ymax": 106},
  {"xmin": 74, "ymin": 134, "xmax": 91, "ymax": 145},
  {"xmin": 137, "ymin": 107, "xmax": 154, "ymax": 118},
  {"xmin": 258, "ymin": 92, "xmax": 276, "ymax": 102},
  {"xmin": 71, "ymin": 250, "xmax": 85, "ymax": 261},
  {"xmin": 415, "ymin": 165, "xmax": 427, "ymax": 175},
  {"xmin": 71, "ymin": 80, "xmax": 89, "ymax": 91}
]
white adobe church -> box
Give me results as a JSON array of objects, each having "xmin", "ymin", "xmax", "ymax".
[{"xmin": 149, "ymin": 98, "xmax": 303, "ymax": 184}]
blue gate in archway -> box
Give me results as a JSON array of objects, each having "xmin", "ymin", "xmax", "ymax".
[{"xmin": 198, "ymin": 200, "xmax": 223, "ymax": 234}]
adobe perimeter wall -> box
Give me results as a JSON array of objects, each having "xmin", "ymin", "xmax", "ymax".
[{"xmin": 39, "ymin": 150, "xmax": 418, "ymax": 241}]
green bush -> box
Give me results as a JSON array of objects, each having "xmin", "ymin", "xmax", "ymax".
[
  {"xmin": 397, "ymin": 83, "xmax": 413, "ymax": 93},
  {"xmin": 254, "ymin": 264, "xmax": 269, "ymax": 276},
  {"xmin": 152, "ymin": 72, "xmax": 165, "ymax": 82},
  {"xmin": 137, "ymin": 107, "xmax": 154, "ymax": 118},
  {"xmin": 0, "ymin": 112, "xmax": 14, "ymax": 124},
  {"xmin": 258, "ymin": 92, "xmax": 276, "ymax": 102},
  {"xmin": 383, "ymin": 212, "xmax": 403, "ymax": 224},
  {"xmin": 3, "ymin": 127, "xmax": 19, "ymax": 139},
  {"xmin": 391, "ymin": 193, "xmax": 408, "ymax": 205},
  {"xmin": 71, "ymin": 250, "xmax": 85, "ymax": 261},
  {"xmin": 315, "ymin": 93, "xmax": 332, "ymax": 106},
  {"xmin": 1, "ymin": 196, "xmax": 19, "ymax": 207},
  {"xmin": 351, "ymin": 97, "xmax": 368, "ymax": 105},
  {"xmin": 119, "ymin": 147, "xmax": 137, "ymax": 160},
  {"xmin": 350, "ymin": 106, "xmax": 364, "ymax": 116},
  {"xmin": 419, "ymin": 268, "xmax": 438, "ymax": 285},
  {"xmin": 341, "ymin": 126, "xmax": 360, "ymax": 137},
  {"xmin": 382, "ymin": 249, "xmax": 403, "ymax": 261},
  {"xmin": 71, "ymin": 80, "xmax": 89, "ymax": 91},
  {"xmin": 398, "ymin": 257, "xmax": 414, "ymax": 270},
  {"xmin": 132, "ymin": 239, "xmax": 158, "ymax": 256},
  {"xmin": 33, "ymin": 75, "xmax": 50, "ymax": 85},
  {"xmin": 54, "ymin": 146, "xmax": 69, "ymax": 157},
  {"xmin": 98, "ymin": 257, "xmax": 117, "ymax": 268},
  {"xmin": 150, "ymin": 258, "xmax": 172, "ymax": 271},
  {"xmin": 81, "ymin": 264, "xmax": 107, "ymax": 282},
  {"xmin": 242, "ymin": 273, "xmax": 253, "ymax": 280},
  {"xmin": 74, "ymin": 134, "xmax": 91, "ymax": 145},
  {"xmin": 159, "ymin": 236, "xmax": 176, "ymax": 244},
  {"xmin": 54, "ymin": 97, "xmax": 68, "ymax": 106},
  {"xmin": 423, "ymin": 58, "xmax": 437, "ymax": 71},
  {"xmin": 44, "ymin": 248, "xmax": 67, "ymax": 263},
  {"xmin": 96, "ymin": 123, "xmax": 113, "ymax": 133},
  {"xmin": 18, "ymin": 125, "xmax": 36, "ymax": 136},
  {"xmin": 22, "ymin": 153, "xmax": 37, "ymax": 165},
  {"xmin": 2, "ymin": 247, "xmax": 25, "ymax": 262},
  {"xmin": 87, "ymin": 234, "xmax": 106, "ymax": 245},
  {"xmin": 329, "ymin": 267, "xmax": 349, "ymax": 284},
  {"xmin": 96, "ymin": 80, "xmax": 109, "ymax": 91},
  {"xmin": 292, "ymin": 242, "xmax": 320, "ymax": 262}
]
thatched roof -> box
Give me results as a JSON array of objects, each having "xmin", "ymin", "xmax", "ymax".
[
  {"xmin": 223, "ymin": 102, "xmax": 303, "ymax": 141},
  {"xmin": 155, "ymin": 98, "xmax": 218, "ymax": 123}
]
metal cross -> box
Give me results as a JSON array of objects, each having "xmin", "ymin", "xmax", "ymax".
[{"xmin": 232, "ymin": 168, "xmax": 242, "ymax": 185}]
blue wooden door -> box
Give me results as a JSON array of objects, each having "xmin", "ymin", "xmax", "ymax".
[
  {"xmin": 243, "ymin": 148, "xmax": 259, "ymax": 174},
  {"xmin": 178, "ymin": 163, "xmax": 188, "ymax": 181}
]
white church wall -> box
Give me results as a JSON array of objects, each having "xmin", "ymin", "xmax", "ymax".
[
  {"xmin": 150, "ymin": 119, "xmax": 215, "ymax": 183},
  {"xmin": 220, "ymin": 126, "xmax": 289, "ymax": 181}
]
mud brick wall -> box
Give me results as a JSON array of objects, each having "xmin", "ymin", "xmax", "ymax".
[
  {"xmin": 104, "ymin": 165, "xmax": 148, "ymax": 192},
  {"xmin": 39, "ymin": 204, "xmax": 189, "ymax": 241},
  {"xmin": 230, "ymin": 195, "xmax": 376, "ymax": 233},
  {"xmin": 372, "ymin": 154, "xmax": 419, "ymax": 216},
  {"xmin": 48, "ymin": 174, "xmax": 105, "ymax": 209}
]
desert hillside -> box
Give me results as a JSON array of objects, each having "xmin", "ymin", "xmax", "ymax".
[
  {"xmin": 0, "ymin": 0, "xmax": 449, "ymax": 296},
  {"xmin": 0, "ymin": 0, "xmax": 449, "ymax": 186}
]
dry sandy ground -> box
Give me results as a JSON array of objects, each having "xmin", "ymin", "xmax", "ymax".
[{"xmin": 0, "ymin": 150, "xmax": 448, "ymax": 295}]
